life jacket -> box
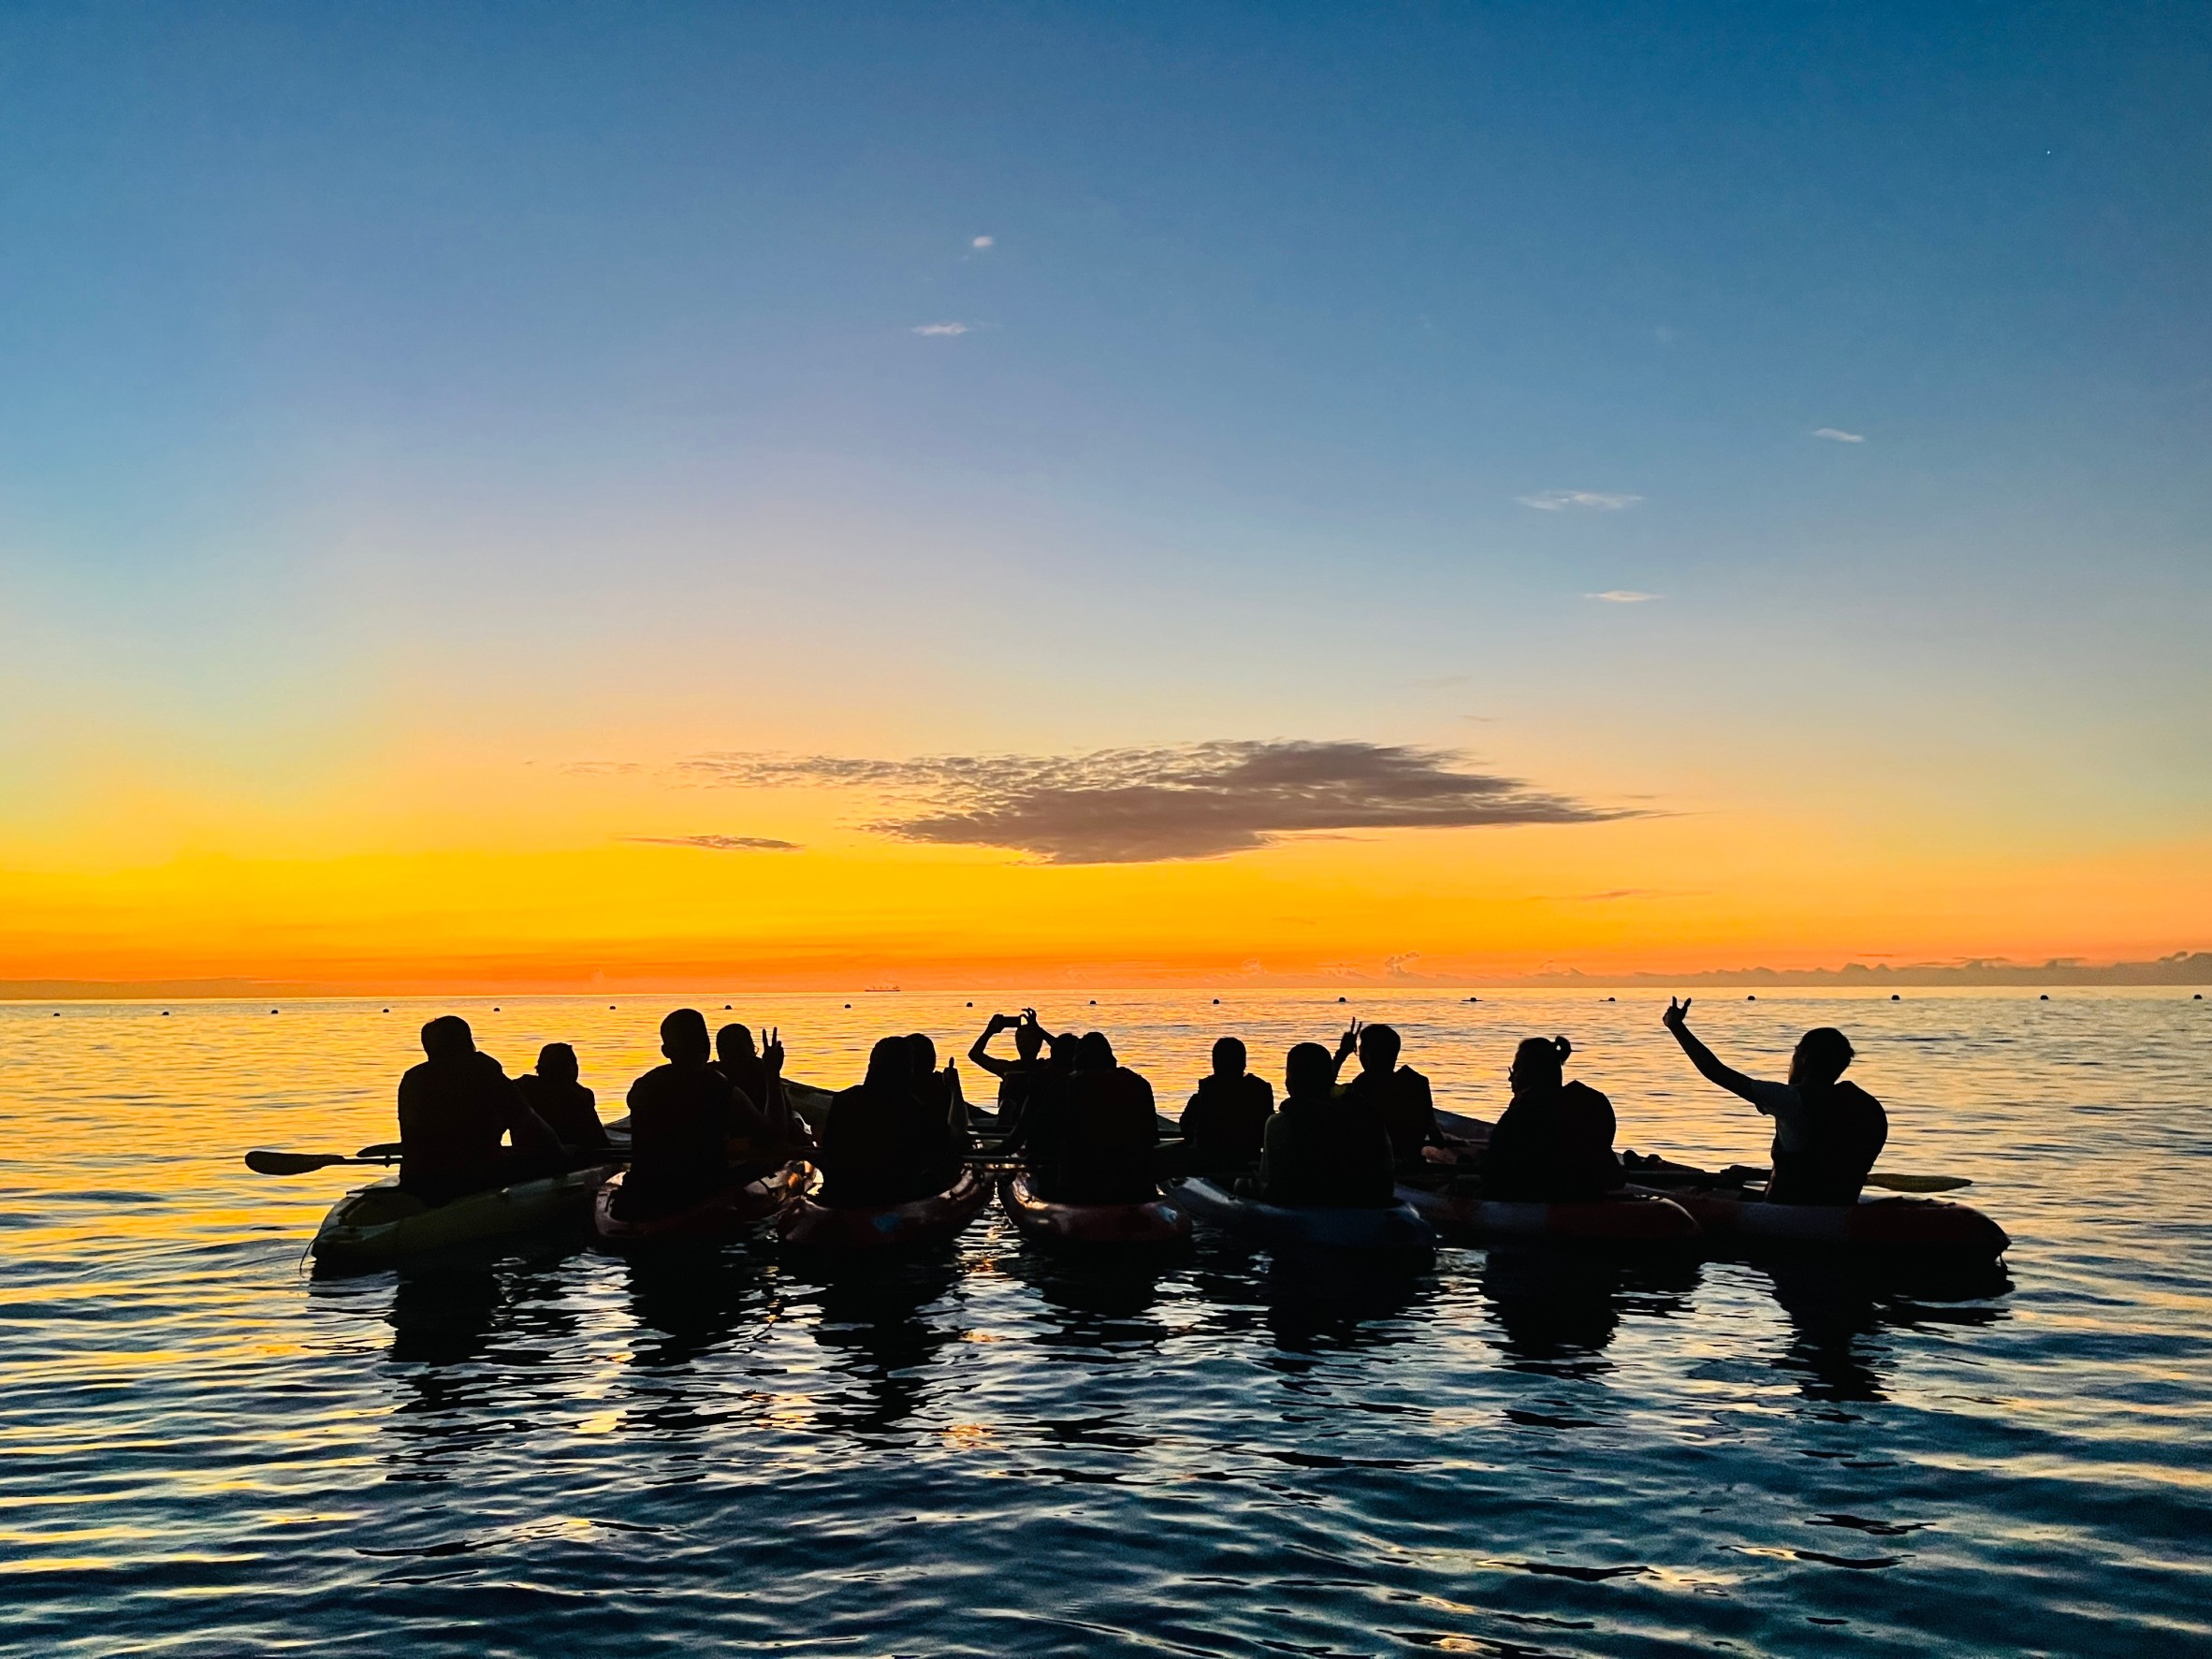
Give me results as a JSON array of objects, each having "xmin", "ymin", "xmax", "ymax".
[{"xmin": 1766, "ymin": 1081, "xmax": 1887, "ymax": 1205}]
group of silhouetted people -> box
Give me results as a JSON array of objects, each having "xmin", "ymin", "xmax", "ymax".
[{"xmin": 392, "ymin": 997, "xmax": 1888, "ymax": 1216}]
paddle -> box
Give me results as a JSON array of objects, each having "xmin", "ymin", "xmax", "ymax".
[
  {"xmin": 243, "ymin": 1148, "xmax": 400, "ymax": 1175},
  {"xmin": 1621, "ymin": 1152, "xmax": 1969, "ymax": 1195}
]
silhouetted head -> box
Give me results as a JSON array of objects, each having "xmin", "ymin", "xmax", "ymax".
[
  {"xmin": 1050, "ymin": 1031, "xmax": 1082, "ymax": 1070},
  {"xmin": 1285, "ymin": 1041, "xmax": 1334, "ymax": 1099},
  {"xmin": 716, "ymin": 1023, "xmax": 756, "ymax": 1067},
  {"xmin": 865, "ymin": 1035, "xmax": 912, "ymax": 1091},
  {"xmin": 1013, "ymin": 1019, "xmax": 1045, "ymax": 1061},
  {"xmin": 906, "ymin": 1032, "xmax": 938, "ymax": 1074},
  {"xmin": 535, "ymin": 1041, "xmax": 579, "ymax": 1084},
  {"xmin": 420, "ymin": 1015, "xmax": 474, "ymax": 1060},
  {"xmin": 1509, "ymin": 1035, "xmax": 1571, "ymax": 1096},
  {"xmin": 1211, "ymin": 1036, "xmax": 1247, "ymax": 1078},
  {"xmin": 1076, "ymin": 1031, "xmax": 1115, "ymax": 1070},
  {"xmin": 1790, "ymin": 1027, "xmax": 1855, "ymax": 1088},
  {"xmin": 1359, "ymin": 1023, "xmax": 1402, "ymax": 1074},
  {"xmin": 659, "ymin": 1008, "xmax": 711, "ymax": 1065}
]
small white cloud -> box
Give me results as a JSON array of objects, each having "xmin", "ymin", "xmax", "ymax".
[
  {"xmin": 913, "ymin": 321, "xmax": 971, "ymax": 336},
  {"xmin": 971, "ymin": 235, "xmax": 994, "ymax": 249},
  {"xmin": 1587, "ymin": 589, "xmax": 1661, "ymax": 604},
  {"xmin": 1812, "ymin": 427, "xmax": 1865, "ymax": 444},
  {"xmin": 1520, "ymin": 490, "xmax": 1642, "ymax": 511}
]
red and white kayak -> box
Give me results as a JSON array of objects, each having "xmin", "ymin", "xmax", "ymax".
[
  {"xmin": 1397, "ymin": 1183, "xmax": 1700, "ymax": 1244},
  {"xmin": 592, "ymin": 1163, "xmax": 806, "ymax": 1245},
  {"xmin": 779, "ymin": 1165, "xmax": 995, "ymax": 1251},
  {"xmin": 1659, "ymin": 1189, "xmax": 2009, "ymax": 1259},
  {"xmin": 999, "ymin": 1173, "xmax": 1192, "ymax": 1246}
]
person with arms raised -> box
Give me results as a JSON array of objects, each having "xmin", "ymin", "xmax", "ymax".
[
  {"xmin": 1044, "ymin": 1032, "xmax": 1158, "ymax": 1203},
  {"xmin": 516, "ymin": 1041, "xmax": 611, "ymax": 1158},
  {"xmin": 1481, "ymin": 1036, "xmax": 1623, "ymax": 1202},
  {"xmin": 1662, "ymin": 998, "xmax": 1887, "ymax": 1204},
  {"xmin": 1174, "ymin": 1036, "xmax": 1273, "ymax": 1177},
  {"xmin": 718, "ymin": 1022, "xmax": 813, "ymax": 1160},
  {"xmin": 967, "ymin": 1009, "xmax": 1047, "ymax": 1133},
  {"xmin": 1336, "ymin": 1021, "xmax": 1452, "ymax": 1166},
  {"xmin": 1242, "ymin": 1041, "xmax": 1395, "ymax": 1208},
  {"xmin": 398, "ymin": 1016, "xmax": 562, "ymax": 1205}
]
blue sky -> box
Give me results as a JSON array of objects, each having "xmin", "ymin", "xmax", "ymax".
[{"xmin": 0, "ymin": 2, "xmax": 2206, "ymax": 885}]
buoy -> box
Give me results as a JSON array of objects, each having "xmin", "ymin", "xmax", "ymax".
[
  {"xmin": 162, "ymin": 1011, "xmax": 169, "ymax": 1016},
  {"xmin": 384, "ymin": 1007, "xmax": 390, "ymax": 1012},
  {"xmin": 725, "ymin": 1004, "xmax": 732, "ymax": 1010},
  {"xmin": 2039, "ymin": 994, "xmax": 2049, "ymax": 1001},
  {"xmin": 844, "ymin": 1003, "xmax": 852, "ymax": 1009},
  {"xmin": 1338, "ymin": 996, "xmax": 1347, "ymax": 1004},
  {"xmin": 1089, "ymin": 999, "xmax": 1098, "ymax": 1006},
  {"xmin": 492, "ymin": 1006, "xmax": 501, "ymax": 1011},
  {"xmin": 1891, "ymin": 994, "xmax": 1901, "ymax": 1001},
  {"xmin": 967, "ymin": 1001, "xmax": 973, "ymax": 1007},
  {"xmin": 1468, "ymin": 997, "xmax": 1478, "ymax": 1003},
  {"xmin": 1746, "ymin": 995, "xmax": 1756, "ymax": 1002}
]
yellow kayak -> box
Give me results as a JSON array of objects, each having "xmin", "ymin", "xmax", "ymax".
[{"xmin": 310, "ymin": 1163, "xmax": 620, "ymax": 1273}]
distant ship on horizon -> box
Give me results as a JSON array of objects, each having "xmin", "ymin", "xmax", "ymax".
[{"xmin": 863, "ymin": 984, "xmax": 901, "ymax": 993}]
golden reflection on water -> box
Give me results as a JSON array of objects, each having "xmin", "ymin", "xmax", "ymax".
[{"xmin": 0, "ymin": 988, "xmax": 2206, "ymax": 1653}]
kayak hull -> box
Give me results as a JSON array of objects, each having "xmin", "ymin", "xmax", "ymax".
[
  {"xmin": 311, "ymin": 1163, "xmax": 620, "ymax": 1273},
  {"xmin": 1397, "ymin": 1184, "xmax": 1700, "ymax": 1244},
  {"xmin": 592, "ymin": 1163, "xmax": 806, "ymax": 1245},
  {"xmin": 1172, "ymin": 1176, "xmax": 1435, "ymax": 1251},
  {"xmin": 999, "ymin": 1173, "xmax": 1191, "ymax": 1246},
  {"xmin": 1661, "ymin": 1190, "xmax": 2009, "ymax": 1259},
  {"xmin": 779, "ymin": 1166, "xmax": 993, "ymax": 1251}
]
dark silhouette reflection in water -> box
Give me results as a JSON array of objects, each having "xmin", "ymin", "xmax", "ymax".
[
  {"xmin": 373, "ymin": 1263, "xmax": 586, "ymax": 1481},
  {"xmin": 620, "ymin": 1244, "xmax": 778, "ymax": 1371},
  {"xmin": 1258, "ymin": 1248, "xmax": 1433, "ymax": 1361},
  {"xmin": 791, "ymin": 1254, "xmax": 963, "ymax": 1436},
  {"xmin": 998, "ymin": 1243, "xmax": 1172, "ymax": 1358},
  {"xmin": 1479, "ymin": 1249, "xmax": 1702, "ymax": 1379},
  {"xmin": 1757, "ymin": 1257, "xmax": 2012, "ymax": 1404}
]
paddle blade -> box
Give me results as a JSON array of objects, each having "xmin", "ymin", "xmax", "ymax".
[
  {"xmin": 354, "ymin": 1142, "xmax": 403, "ymax": 1159},
  {"xmin": 245, "ymin": 1149, "xmax": 345, "ymax": 1175},
  {"xmin": 1867, "ymin": 1171, "xmax": 1972, "ymax": 1193}
]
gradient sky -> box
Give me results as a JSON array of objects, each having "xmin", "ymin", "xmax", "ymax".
[{"xmin": 2, "ymin": 2, "xmax": 2206, "ymax": 988}]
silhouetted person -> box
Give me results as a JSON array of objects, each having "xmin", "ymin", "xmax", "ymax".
[
  {"xmin": 618, "ymin": 1009, "xmax": 749, "ymax": 1220},
  {"xmin": 1481, "ymin": 1036, "xmax": 1623, "ymax": 1202},
  {"xmin": 718, "ymin": 1022, "xmax": 813, "ymax": 1157},
  {"xmin": 516, "ymin": 1041, "xmax": 612, "ymax": 1157},
  {"xmin": 1335, "ymin": 1021, "xmax": 1447, "ymax": 1165},
  {"xmin": 1243, "ymin": 1041, "xmax": 1395, "ymax": 1208},
  {"xmin": 1044, "ymin": 1032, "xmax": 1157, "ymax": 1203},
  {"xmin": 968, "ymin": 1009, "xmax": 1047, "ymax": 1130},
  {"xmin": 1002, "ymin": 1029, "xmax": 1081, "ymax": 1173},
  {"xmin": 1177, "ymin": 1037, "xmax": 1273, "ymax": 1175},
  {"xmin": 397, "ymin": 1015, "xmax": 560, "ymax": 1204},
  {"xmin": 1663, "ymin": 998, "xmax": 1887, "ymax": 1204},
  {"xmin": 820, "ymin": 1036, "xmax": 961, "ymax": 1206}
]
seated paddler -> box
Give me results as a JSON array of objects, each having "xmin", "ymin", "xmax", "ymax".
[
  {"xmin": 718, "ymin": 1021, "xmax": 813, "ymax": 1159},
  {"xmin": 1043, "ymin": 1032, "xmax": 1157, "ymax": 1203},
  {"xmin": 1240, "ymin": 1041, "xmax": 1394, "ymax": 1208},
  {"xmin": 516, "ymin": 1041, "xmax": 612, "ymax": 1158},
  {"xmin": 819, "ymin": 1036, "xmax": 963, "ymax": 1207},
  {"xmin": 398, "ymin": 1015, "xmax": 561, "ymax": 1204},
  {"xmin": 1172, "ymin": 1036, "xmax": 1273, "ymax": 1176},
  {"xmin": 1662, "ymin": 997, "xmax": 1888, "ymax": 1204},
  {"xmin": 617, "ymin": 1008, "xmax": 755, "ymax": 1221},
  {"xmin": 1480, "ymin": 1036, "xmax": 1623, "ymax": 1202},
  {"xmin": 1335, "ymin": 1021, "xmax": 1459, "ymax": 1165}
]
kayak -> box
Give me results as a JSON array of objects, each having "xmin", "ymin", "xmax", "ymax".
[
  {"xmin": 1171, "ymin": 1176, "xmax": 1435, "ymax": 1251},
  {"xmin": 592, "ymin": 1163, "xmax": 807, "ymax": 1245},
  {"xmin": 311, "ymin": 1162, "xmax": 620, "ymax": 1273},
  {"xmin": 998, "ymin": 1173, "xmax": 1192, "ymax": 1246},
  {"xmin": 1655, "ymin": 1188, "xmax": 2010, "ymax": 1259},
  {"xmin": 779, "ymin": 1165, "xmax": 994, "ymax": 1251},
  {"xmin": 1397, "ymin": 1182, "xmax": 1700, "ymax": 1244}
]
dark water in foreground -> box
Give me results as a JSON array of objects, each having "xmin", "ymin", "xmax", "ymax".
[{"xmin": 2, "ymin": 990, "xmax": 2207, "ymax": 1656}]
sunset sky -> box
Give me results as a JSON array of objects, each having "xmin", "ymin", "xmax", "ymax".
[{"xmin": 2, "ymin": 4, "xmax": 2206, "ymax": 990}]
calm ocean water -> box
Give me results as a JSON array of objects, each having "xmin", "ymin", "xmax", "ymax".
[{"xmin": 0, "ymin": 989, "xmax": 2205, "ymax": 1656}]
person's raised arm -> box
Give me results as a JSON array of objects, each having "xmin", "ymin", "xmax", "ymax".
[
  {"xmin": 967, "ymin": 1012, "xmax": 1016, "ymax": 1078},
  {"xmin": 758, "ymin": 1028, "xmax": 812, "ymax": 1150},
  {"xmin": 1662, "ymin": 997, "xmax": 1760, "ymax": 1102},
  {"xmin": 1332, "ymin": 1019, "xmax": 1362, "ymax": 1081}
]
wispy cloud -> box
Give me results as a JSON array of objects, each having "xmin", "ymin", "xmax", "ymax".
[
  {"xmin": 1519, "ymin": 489, "xmax": 1642, "ymax": 511},
  {"xmin": 912, "ymin": 321, "xmax": 971, "ymax": 336},
  {"xmin": 1587, "ymin": 589, "xmax": 1661, "ymax": 604},
  {"xmin": 1812, "ymin": 427, "xmax": 1865, "ymax": 444},
  {"xmin": 675, "ymin": 740, "xmax": 1634, "ymax": 865},
  {"xmin": 625, "ymin": 835, "xmax": 801, "ymax": 852},
  {"xmin": 970, "ymin": 235, "xmax": 994, "ymax": 249}
]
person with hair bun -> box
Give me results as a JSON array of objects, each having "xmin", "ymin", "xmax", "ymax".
[
  {"xmin": 1480, "ymin": 1036, "xmax": 1622, "ymax": 1202},
  {"xmin": 1662, "ymin": 998, "xmax": 1887, "ymax": 1204}
]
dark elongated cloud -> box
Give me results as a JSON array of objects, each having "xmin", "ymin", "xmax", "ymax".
[
  {"xmin": 626, "ymin": 834, "xmax": 801, "ymax": 851},
  {"xmin": 677, "ymin": 740, "xmax": 1631, "ymax": 864}
]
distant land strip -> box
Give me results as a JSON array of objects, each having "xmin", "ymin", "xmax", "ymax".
[{"xmin": 1, "ymin": 953, "xmax": 2205, "ymax": 999}]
